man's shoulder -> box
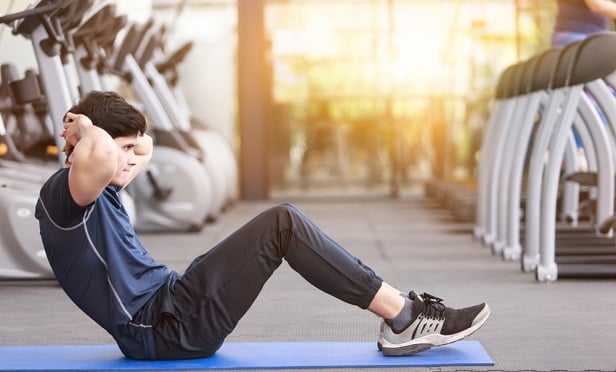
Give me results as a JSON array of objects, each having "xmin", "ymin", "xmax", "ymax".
[
  {"xmin": 36, "ymin": 168, "xmax": 86, "ymax": 224},
  {"xmin": 41, "ymin": 168, "xmax": 69, "ymax": 191}
]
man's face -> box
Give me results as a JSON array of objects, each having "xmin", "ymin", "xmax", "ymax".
[{"xmin": 110, "ymin": 134, "xmax": 139, "ymax": 187}]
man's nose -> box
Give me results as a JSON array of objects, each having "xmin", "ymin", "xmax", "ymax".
[{"xmin": 128, "ymin": 153, "xmax": 138, "ymax": 165}]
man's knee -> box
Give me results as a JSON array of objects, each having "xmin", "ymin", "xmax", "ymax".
[
  {"xmin": 261, "ymin": 204, "xmax": 307, "ymax": 238},
  {"xmin": 270, "ymin": 203, "xmax": 300, "ymax": 219}
]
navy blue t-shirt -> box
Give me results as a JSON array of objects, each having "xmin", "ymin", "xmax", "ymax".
[{"xmin": 35, "ymin": 168, "xmax": 170, "ymax": 359}]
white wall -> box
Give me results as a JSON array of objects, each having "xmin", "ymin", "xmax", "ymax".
[
  {"xmin": 0, "ymin": 0, "xmax": 38, "ymax": 75},
  {"xmin": 153, "ymin": 4, "xmax": 237, "ymax": 145}
]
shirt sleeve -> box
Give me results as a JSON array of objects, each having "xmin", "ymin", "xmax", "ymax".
[{"xmin": 36, "ymin": 168, "xmax": 89, "ymax": 227}]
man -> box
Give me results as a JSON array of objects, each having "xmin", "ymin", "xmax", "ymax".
[{"xmin": 36, "ymin": 91, "xmax": 490, "ymax": 360}]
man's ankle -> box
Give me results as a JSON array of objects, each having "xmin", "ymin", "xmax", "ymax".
[{"xmin": 384, "ymin": 296, "xmax": 413, "ymax": 333}]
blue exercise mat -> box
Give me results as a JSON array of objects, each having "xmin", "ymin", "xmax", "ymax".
[{"xmin": 0, "ymin": 341, "xmax": 493, "ymax": 370}]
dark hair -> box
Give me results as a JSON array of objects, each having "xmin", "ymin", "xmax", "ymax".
[{"xmin": 67, "ymin": 91, "xmax": 147, "ymax": 138}]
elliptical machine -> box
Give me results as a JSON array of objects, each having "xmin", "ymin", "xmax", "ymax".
[
  {"xmin": 78, "ymin": 5, "xmax": 215, "ymax": 232},
  {"xmin": 0, "ymin": 0, "xmax": 96, "ymax": 279},
  {"xmin": 130, "ymin": 19, "xmax": 238, "ymax": 213},
  {"xmin": 0, "ymin": 3, "xmax": 72, "ymax": 280}
]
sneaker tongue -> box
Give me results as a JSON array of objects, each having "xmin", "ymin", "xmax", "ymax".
[
  {"xmin": 409, "ymin": 293, "xmax": 426, "ymax": 322},
  {"xmin": 409, "ymin": 291, "xmax": 424, "ymax": 302}
]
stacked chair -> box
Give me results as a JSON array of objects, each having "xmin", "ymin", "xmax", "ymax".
[{"xmin": 475, "ymin": 32, "xmax": 616, "ymax": 281}]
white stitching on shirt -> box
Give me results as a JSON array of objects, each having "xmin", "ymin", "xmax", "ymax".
[
  {"xmin": 37, "ymin": 197, "xmax": 85, "ymax": 231},
  {"xmin": 129, "ymin": 322, "xmax": 153, "ymax": 328}
]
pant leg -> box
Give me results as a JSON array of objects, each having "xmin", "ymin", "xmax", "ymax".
[{"xmin": 152, "ymin": 203, "xmax": 383, "ymax": 359}]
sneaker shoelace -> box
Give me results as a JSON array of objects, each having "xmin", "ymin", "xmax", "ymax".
[{"xmin": 416, "ymin": 292, "xmax": 446, "ymax": 320}]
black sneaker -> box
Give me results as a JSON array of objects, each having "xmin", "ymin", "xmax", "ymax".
[{"xmin": 379, "ymin": 291, "xmax": 490, "ymax": 356}]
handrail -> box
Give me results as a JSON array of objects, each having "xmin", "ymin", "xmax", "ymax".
[{"xmin": 0, "ymin": 3, "xmax": 59, "ymax": 25}]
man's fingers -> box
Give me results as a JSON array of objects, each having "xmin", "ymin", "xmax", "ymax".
[
  {"xmin": 64, "ymin": 112, "xmax": 93, "ymax": 127},
  {"xmin": 64, "ymin": 112, "xmax": 74, "ymax": 123}
]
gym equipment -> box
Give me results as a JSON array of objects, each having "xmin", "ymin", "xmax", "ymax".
[
  {"xmin": 0, "ymin": 1, "xmax": 135, "ymax": 278},
  {"xmin": 476, "ymin": 32, "xmax": 616, "ymax": 280},
  {"xmin": 1, "ymin": 65, "xmax": 55, "ymax": 161},
  {"xmin": 106, "ymin": 16, "xmax": 214, "ymax": 232},
  {"xmin": 0, "ymin": 3, "xmax": 75, "ymax": 280},
  {"xmin": 11, "ymin": 0, "xmax": 90, "ymax": 166},
  {"xmin": 22, "ymin": 0, "xmax": 214, "ymax": 233},
  {"xmin": 495, "ymin": 47, "xmax": 603, "ymax": 262},
  {"xmin": 477, "ymin": 51, "xmax": 588, "ymax": 258},
  {"xmin": 0, "ymin": 101, "xmax": 53, "ymax": 279},
  {"xmin": 0, "ymin": 66, "xmax": 57, "ymax": 186},
  {"xmin": 0, "ymin": 183, "xmax": 53, "ymax": 279},
  {"xmin": 474, "ymin": 64, "xmax": 517, "ymax": 246},
  {"xmin": 64, "ymin": 2, "xmax": 138, "ymax": 224},
  {"xmin": 0, "ymin": 108, "xmax": 54, "ymax": 279},
  {"xmin": 489, "ymin": 57, "xmax": 546, "ymax": 258},
  {"xmin": 545, "ymin": 34, "xmax": 616, "ymax": 278},
  {"xmin": 155, "ymin": 31, "xmax": 239, "ymax": 209},
  {"xmin": 0, "ymin": 341, "xmax": 492, "ymax": 370},
  {"xmin": 497, "ymin": 51, "xmax": 556, "ymax": 261},
  {"xmin": 66, "ymin": 3, "xmax": 237, "ymax": 228},
  {"xmin": 531, "ymin": 33, "xmax": 616, "ymax": 280},
  {"xmin": 122, "ymin": 18, "xmax": 237, "ymax": 218}
]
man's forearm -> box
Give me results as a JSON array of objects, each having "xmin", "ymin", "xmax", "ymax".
[
  {"xmin": 135, "ymin": 133, "xmax": 153, "ymax": 157},
  {"xmin": 124, "ymin": 134, "xmax": 154, "ymax": 187},
  {"xmin": 70, "ymin": 119, "xmax": 118, "ymax": 173}
]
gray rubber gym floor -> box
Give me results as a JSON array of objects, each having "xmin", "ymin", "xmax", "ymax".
[{"xmin": 1, "ymin": 196, "xmax": 615, "ymax": 372}]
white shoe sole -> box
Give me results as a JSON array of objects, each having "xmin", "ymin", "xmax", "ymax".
[{"xmin": 380, "ymin": 303, "xmax": 491, "ymax": 356}]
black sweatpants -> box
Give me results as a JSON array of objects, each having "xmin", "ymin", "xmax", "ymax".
[{"xmin": 151, "ymin": 203, "xmax": 383, "ymax": 359}]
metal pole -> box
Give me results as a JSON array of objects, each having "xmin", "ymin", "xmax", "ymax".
[{"xmin": 238, "ymin": 0, "xmax": 269, "ymax": 199}]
